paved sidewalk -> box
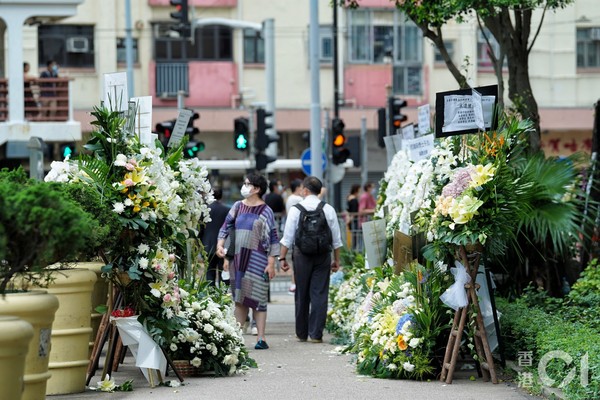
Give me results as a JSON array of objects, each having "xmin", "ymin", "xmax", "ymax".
[{"xmin": 48, "ymin": 294, "xmax": 539, "ymax": 400}]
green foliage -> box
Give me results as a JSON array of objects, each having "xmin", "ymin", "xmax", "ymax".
[
  {"xmin": 498, "ymin": 297, "xmax": 600, "ymax": 400},
  {"xmin": 570, "ymin": 259, "xmax": 600, "ymax": 299},
  {"xmin": 0, "ymin": 168, "xmax": 97, "ymax": 293},
  {"xmin": 56, "ymin": 182, "xmax": 121, "ymax": 261}
]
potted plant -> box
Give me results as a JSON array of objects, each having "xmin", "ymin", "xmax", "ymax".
[{"xmin": 0, "ymin": 167, "xmax": 98, "ymax": 400}]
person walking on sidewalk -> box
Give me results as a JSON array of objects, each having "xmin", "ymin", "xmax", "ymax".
[
  {"xmin": 283, "ymin": 178, "xmax": 304, "ymax": 294},
  {"xmin": 278, "ymin": 176, "xmax": 343, "ymax": 343},
  {"xmin": 200, "ymin": 187, "xmax": 230, "ymax": 285},
  {"xmin": 216, "ymin": 173, "xmax": 279, "ymax": 350}
]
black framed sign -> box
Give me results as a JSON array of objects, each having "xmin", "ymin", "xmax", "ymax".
[{"xmin": 435, "ymin": 85, "xmax": 499, "ymax": 138}]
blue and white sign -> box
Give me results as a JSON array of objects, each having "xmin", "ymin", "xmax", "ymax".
[{"xmin": 300, "ymin": 148, "xmax": 327, "ymax": 176}]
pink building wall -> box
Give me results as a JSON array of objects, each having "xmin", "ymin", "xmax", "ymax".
[
  {"xmin": 150, "ymin": 61, "xmax": 238, "ymax": 108},
  {"xmin": 344, "ymin": 65, "xmax": 392, "ymax": 108},
  {"xmin": 148, "ymin": 0, "xmax": 237, "ymax": 7}
]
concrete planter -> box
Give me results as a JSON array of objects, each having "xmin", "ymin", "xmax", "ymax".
[
  {"xmin": 0, "ymin": 316, "xmax": 34, "ymax": 400},
  {"xmin": 42, "ymin": 268, "xmax": 97, "ymax": 395},
  {"xmin": 0, "ymin": 290, "xmax": 59, "ymax": 400}
]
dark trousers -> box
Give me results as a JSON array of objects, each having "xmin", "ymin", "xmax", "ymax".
[{"xmin": 293, "ymin": 248, "xmax": 331, "ymax": 340}]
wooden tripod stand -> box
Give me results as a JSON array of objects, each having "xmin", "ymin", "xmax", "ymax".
[{"xmin": 440, "ymin": 244, "xmax": 498, "ymax": 384}]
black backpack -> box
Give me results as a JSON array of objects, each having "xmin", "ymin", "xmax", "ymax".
[{"xmin": 294, "ymin": 202, "xmax": 332, "ymax": 255}]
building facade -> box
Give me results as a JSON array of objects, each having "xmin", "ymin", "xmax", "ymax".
[{"xmin": 1, "ymin": 0, "xmax": 598, "ymax": 200}]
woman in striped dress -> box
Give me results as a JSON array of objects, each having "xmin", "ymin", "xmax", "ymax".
[{"xmin": 216, "ymin": 173, "xmax": 279, "ymax": 350}]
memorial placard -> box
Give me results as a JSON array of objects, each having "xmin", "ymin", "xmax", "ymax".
[{"xmin": 435, "ymin": 85, "xmax": 498, "ymax": 137}]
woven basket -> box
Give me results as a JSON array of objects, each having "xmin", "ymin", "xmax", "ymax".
[{"xmin": 172, "ymin": 360, "xmax": 202, "ymax": 378}]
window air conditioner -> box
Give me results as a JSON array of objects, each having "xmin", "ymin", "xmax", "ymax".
[{"xmin": 66, "ymin": 37, "xmax": 89, "ymax": 53}]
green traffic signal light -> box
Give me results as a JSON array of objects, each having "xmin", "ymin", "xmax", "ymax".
[{"xmin": 235, "ymin": 133, "xmax": 248, "ymax": 150}]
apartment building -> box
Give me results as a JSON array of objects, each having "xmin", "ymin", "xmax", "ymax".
[{"xmin": 1, "ymin": 0, "xmax": 598, "ymax": 195}]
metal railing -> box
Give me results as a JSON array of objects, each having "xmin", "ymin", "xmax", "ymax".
[
  {"xmin": 0, "ymin": 77, "xmax": 73, "ymax": 122},
  {"xmin": 155, "ymin": 62, "xmax": 188, "ymax": 98}
]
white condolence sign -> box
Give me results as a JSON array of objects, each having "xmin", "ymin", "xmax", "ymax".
[
  {"xmin": 402, "ymin": 134, "xmax": 435, "ymax": 162},
  {"xmin": 435, "ymin": 84, "xmax": 498, "ymax": 138},
  {"xmin": 102, "ymin": 72, "xmax": 128, "ymax": 112},
  {"xmin": 167, "ymin": 109, "xmax": 193, "ymax": 148},
  {"xmin": 417, "ymin": 104, "xmax": 431, "ymax": 135}
]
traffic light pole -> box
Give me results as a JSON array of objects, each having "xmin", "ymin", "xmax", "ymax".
[
  {"xmin": 309, "ymin": 0, "xmax": 323, "ymax": 180},
  {"xmin": 332, "ymin": 0, "xmax": 341, "ymax": 210},
  {"xmin": 263, "ymin": 18, "xmax": 278, "ymax": 164}
]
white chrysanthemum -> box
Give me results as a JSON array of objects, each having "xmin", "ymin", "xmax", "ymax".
[
  {"xmin": 403, "ymin": 362, "xmax": 415, "ymax": 372},
  {"xmin": 170, "ymin": 343, "xmax": 178, "ymax": 352},
  {"xmin": 114, "ymin": 154, "xmax": 128, "ymax": 167},
  {"xmin": 113, "ymin": 202, "xmax": 125, "ymax": 214},
  {"xmin": 191, "ymin": 357, "xmax": 201, "ymax": 367},
  {"xmin": 138, "ymin": 257, "xmax": 149, "ymax": 270}
]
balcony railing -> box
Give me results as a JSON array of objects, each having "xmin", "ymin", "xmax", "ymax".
[
  {"xmin": 0, "ymin": 77, "xmax": 73, "ymax": 122},
  {"xmin": 156, "ymin": 62, "xmax": 189, "ymax": 98}
]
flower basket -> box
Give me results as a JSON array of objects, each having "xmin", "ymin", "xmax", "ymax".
[{"xmin": 172, "ymin": 360, "xmax": 202, "ymax": 378}]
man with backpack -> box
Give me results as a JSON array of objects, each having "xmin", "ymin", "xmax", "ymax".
[{"xmin": 279, "ymin": 176, "xmax": 343, "ymax": 343}]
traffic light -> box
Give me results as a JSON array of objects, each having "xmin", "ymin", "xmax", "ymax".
[
  {"xmin": 60, "ymin": 142, "xmax": 77, "ymax": 159},
  {"xmin": 186, "ymin": 112, "xmax": 200, "ymax": 135},
  {"xmin": 255, "ymin": 153, "xmax": 276, "ymax": 171},
  {"xmin": 255, "ymin": 108, "xmax": 275, "ymax": 151},
  {"xmin": 377, "ymin": 107, "xmax": 386, "ymax": 148},
  {"xmin": 254, "ymin": 108, "xmax": 278, "ymax": 170},
  {"xmin": 184, "ymin": 141, "xmax": 205, "ymax": 158},
  {"xmin": 331, "ymin": 118, "xmax": 350, "ymax": 165},
  {"xmin": 155, "ymin": 119, "xmax": 176, "ymax": 147},
  {"xmin": 169, "ymin": 0, "xmax": 190, "ymax": 37},
  {"xmin": 234, "ymin": 117, "xmax": 249, "ymax": 151},
  {"xmin": 388, "ymin": 96, "xmax": 408, "ymax": 135}
]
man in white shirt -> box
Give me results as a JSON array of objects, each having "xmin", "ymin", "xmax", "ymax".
[{"xmin": 279, "ymin": 176, "xmax": 343, "ymax": 343}]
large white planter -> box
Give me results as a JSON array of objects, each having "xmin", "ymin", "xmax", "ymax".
[
  {"xmin": 42, "ymin": 268, "xmax": 97, "ymax": 395},
  {"xmin": 0, "ymin": 291, "xmax": 59, "ymax": 400},
  {"xmin": 0, "ymin": 316, "xmax": 34, "ymax": 400}
]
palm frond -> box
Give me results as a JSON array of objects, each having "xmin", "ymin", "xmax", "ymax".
[{"xmin": 77, "ymin": 155, "xmax": 112, "ymax": 196}]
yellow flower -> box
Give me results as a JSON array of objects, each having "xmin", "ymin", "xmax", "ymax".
[
  {"xmin": 434, "ymin": 195, "xmax": 454, "ymax": 216},
  {"xmin": 133, "ymin": 205, "xmax": 141, "ymax": 213},
  {"xmin": 397, "ymin": 335, "xmax": 408, "ymax": 351},
  {"xmin": 469, "ymin": 163, "xmax": 496, "ymax": 188},
  {"xmin": 449, "ymin": 194, "xmax": 483, "ymax": 224}
]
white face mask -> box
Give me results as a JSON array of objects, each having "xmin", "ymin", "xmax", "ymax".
[
  {"xmin": 240, "ymin": 185, "xmax": 253, "ymax": 198},
  {"xmin": 277, "ymin": 185, "xmax": 283, "ymax": 192}
]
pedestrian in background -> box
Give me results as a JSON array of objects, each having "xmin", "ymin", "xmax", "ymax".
[
  {"xmin": 283, "ymin": 178, "xmax": 304, "ymax": 294},
  {"xmin": 200, "ymin": 187, "xmax": 230, "ymax": 285},
  {"xmin": 279, "ymin": 176, "xmax": 343, "ymax": 343},
  {"xmin": 216, "ymin": 173, "xmax": 279, "ymax": 350},
  {"xmin": 40, "ymin": 59, "xmax": 59, "ymax": 118},
  {"xmin": 358, "ymin": 181, "xmax": 377, "ymax": 223},
  {"xmin": 346, "ymin": 184, "xmax": 361, "ymax": 249}
]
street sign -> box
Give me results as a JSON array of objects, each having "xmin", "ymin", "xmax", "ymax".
[{"xmin": 300, "ymin": 148, "xmax": 326, "ymax": 176}]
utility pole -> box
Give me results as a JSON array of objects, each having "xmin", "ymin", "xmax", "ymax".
[
  {"xmin": 309, "ymin": 0, "xmax": 323, "ymax": 179},
  {"xmin": 332, "ymin": 1, "xmax": 342, "ymax": 210},
  {"xmin": 125, "ymin": 0, "xmax": 134, "ymax": 96}
]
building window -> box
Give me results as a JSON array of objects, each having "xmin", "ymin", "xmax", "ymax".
[
  {"xmin": 319, "ymin": 25, "xmax": 333, "ymax": 63},
  {"xmin": 153, "ymin": 23, "xmax": 233, "ymax": 62},
  {"xmin": 434, "ymin": 41, "xmax": 455, "ymax": 64},
  {"xmin": 195, "ymin": 25, "xmax": 233, "ymax": 60},
  {"xmin": 244, "ymin": 29, "xmax": 264, "ymax": 64},
  {"xmin": 348, "ymin": 9, "xmax": 422, "ymax": 95},
  {"xmin": 477, "ymin": 28, "xmax": 502, "ymax": 69},
  {"xmin": 577, "ymin": 28, "xmax": 600, "ymax": 68},
  {"xmin": 38, "ymin": 25, "xmax": 95, "ymax": 68},
  {"xmin": 117, "ymin": 38, "xmax": 139, "ymax": 64}
]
